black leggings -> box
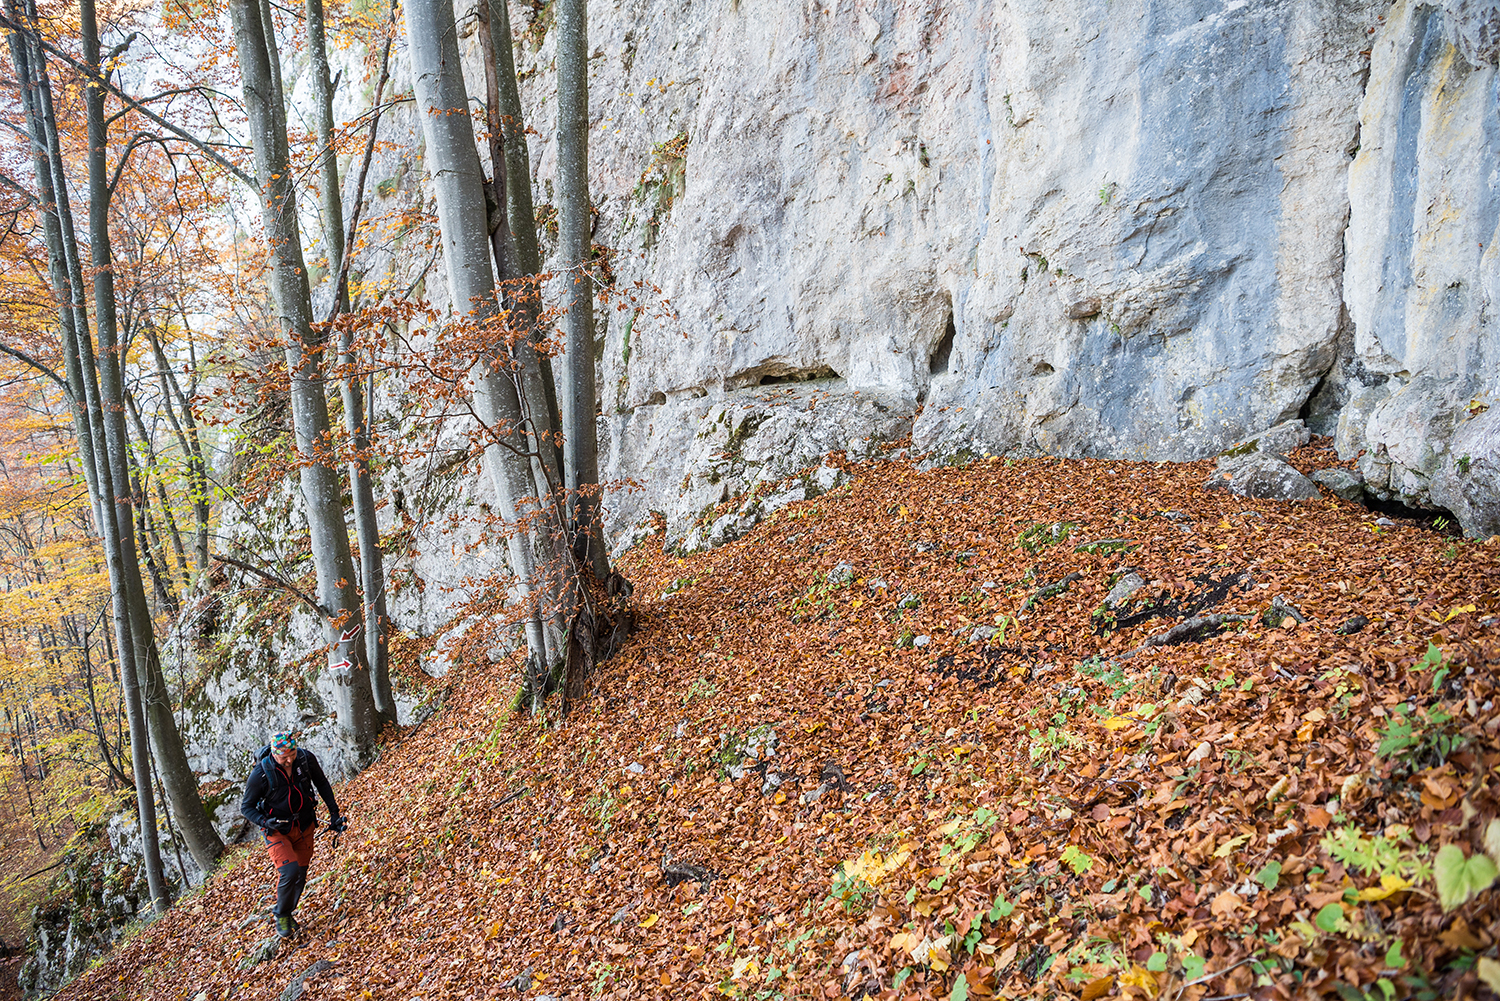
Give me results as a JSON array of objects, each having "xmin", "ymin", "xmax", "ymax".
[{"xmin": 275, "ymin": 860, "xmax": 308, "ymax": 917}]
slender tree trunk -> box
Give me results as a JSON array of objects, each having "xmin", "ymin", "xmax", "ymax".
[
  {"xmin": 405, "ymin": 0, "xmax": 577, "ymax": 686},
  {"xmin": 146, "ymin": 322, "xmax": 210, "ymax": 574},
  {"xmin": 76, "ymin": 619, "xmax": 129, "ymax": 788},
  {"xmin": 80, "ymin": 0, "xmax": 223, "ymax": 880},
  {"xmin": 308, "ymin": 0, "xmax": 396, "ymax": 719},
  {"xmin": 7, "ymin": 0, "xmax": 169, "ymax": 910},
  {"xmin": 478, "ymin": 0, "xmax": 564, "ymax": 488},
  {"xmin": 126, "ymin": 386, "xmax": 191, "ymax": 588},
  {"xmin": 556, "ymin": 0, "xmax": 610, "ymax": 582},
  {"xmin": 230, "ymin": 0, "xmax": 390, "ymax": 752}
]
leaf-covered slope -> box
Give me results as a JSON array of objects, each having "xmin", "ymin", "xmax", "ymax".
[{"xmin": 54, "ymin": 446, "xmax": 1500, "ymax": 1001}]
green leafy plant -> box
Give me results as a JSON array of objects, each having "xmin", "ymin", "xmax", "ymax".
[
  {"xmin": 1433, "ymin": 844, "xmax": 1498, "ymax": 911},
  {"xmin": 1015, "ymin": 520, "xmax": 1078, "ymax": 554},
  {"xmin": 1322, "ymin": 826, "xmax": 1432, "ymax": 887},
  {"xmin": 1027, "ymin": 725, "xmax": 1078, "ymax": 764},
  {"xmin": 827, "ymin": 866, "xmax": 878, "ymax": 915},
  {"xmin": 1060, "ymin": 845, "xmax": 1094, "ymax": 875},
  {"xmin": 1376, "ymin": 705, "xmax": 1461, "ymax": 770},
  {"xmin": 683, "ymin": 676, "xmax": 719, "ymax": 703},
  {"xmin": 783, "ymin": 570, "xmax": 852, "ymax": 622}
]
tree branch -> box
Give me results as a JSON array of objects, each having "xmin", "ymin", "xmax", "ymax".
[
  {"xmin": 211, "ymin": 552, "xmax": 330, "ymax": 618},
  {"xmin": 0, "ymin": 341, "xmax": 70, "ymax": 394},
  {"xmin": 0, "ymin": 12, "xmax": 256, "ymax": 186}
]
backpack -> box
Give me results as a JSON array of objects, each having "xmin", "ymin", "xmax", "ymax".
[{"xmin": 253, "ymin": 747, "xmax": 309, "ymax": 818}]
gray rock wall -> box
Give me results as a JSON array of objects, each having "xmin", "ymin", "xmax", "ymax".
[{"xmin": 427, "ymin": 0, "xmax": 1498, "ymax": 537}]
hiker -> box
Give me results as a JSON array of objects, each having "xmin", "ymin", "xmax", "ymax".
[{"xmin": 240, "ymin": 732, "xmax": 345, "ymax": 938}]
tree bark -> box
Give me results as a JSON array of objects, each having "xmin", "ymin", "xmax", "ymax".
[
  {"xmin": 307, "ymin": 0, "xmax": 396, "ymax": 719},
  {"xmin": 404, "ymin": 0, "xmax": 574, "ymax": 686},
  {"xmin": 146, "ymin": 320, "xmax": 210, "ymax": 574},
  {"xmin": 80, "ymin": 0, "xmax": 224, "ymax": 878},
  {"xmin": 555, "ymin": 0, "xmax": 610, "ymax": 583},
  {"xmin": 230, "ymin": 0, "xmax": 390, "ymax": 753}
]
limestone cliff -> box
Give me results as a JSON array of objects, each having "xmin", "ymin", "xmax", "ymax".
[{"xmin": 411, "ymin": 0, "xmax": 1496, "ymax": 538}]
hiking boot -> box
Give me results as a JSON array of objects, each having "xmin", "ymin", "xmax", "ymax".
[{"xmin": 275, "ymin": 914, "xmax": 294, "ymax": 939}]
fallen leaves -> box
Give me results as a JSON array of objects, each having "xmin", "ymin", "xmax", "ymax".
[{"xmin": 43, "ymin": 445, "xmax": 1500, "ymax": 1001}]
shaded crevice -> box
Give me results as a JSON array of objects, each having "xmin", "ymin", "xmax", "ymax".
[
  {"xmin": 757, "ymin": 365, "xmax": 838, "ymax": 386},
  {"xmin": 929, "ymin": 312, "xmax": 955, "ymax": 377},
  {"xmin": 1358, "ymin": 493, "xmax": 1462, "ymax": 534}
]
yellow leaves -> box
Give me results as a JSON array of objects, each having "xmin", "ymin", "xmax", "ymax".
[
  {"xmin": 893, "ymin": 933, "xmax": 956, "ymax": 971},
  {"xmin": 1444, "ymin": 603, "xmax": 1476, "ymax": 621},
  {"xmin": 638, "ymin": 912, "xmax": 660, "ymax": 929},
  {"xmin": 1357, "ymin": 875, "xmax": 1412, "ymax": 901},
  {"xmin": 1213, "ymin": 834, "xmax": 1250, "ymax": 858},
  {"xmin": 483, "ymin": 919, "xmax": 503, "ymax": 940},
  {"xmin": 1478, "ymin": 956, "xmax": 1500, "ymax": 994},
  {"xmin": 730, "ymin": 955, "xmax": 759, "ymax": 981},
  {"xmin": 1081, "ymin": 975, "xmax": 1115, "ymax": 1001},
  {"xmin": 888, "ymin": 930, "xmax": 920, "ymax": 956},
  {"xmin": 840, "ymin": 844, "xmax": 913, "ymax": 888},
  {"xmin": 1120, "ymin": 964, "xmax": 1157, "ymax": 992},
  {"xmin": 1296, "ymin": 708, "xmax": 1327, "ymax": 741},
  {"xmin": 1102, "ymin": 703, "xmax": 1157, "ymax": 730}
]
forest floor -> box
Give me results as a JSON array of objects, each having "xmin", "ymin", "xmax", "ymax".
[{"xmin": 42, "ymin": 442, "xmax": 1500, "ymax": 1001}]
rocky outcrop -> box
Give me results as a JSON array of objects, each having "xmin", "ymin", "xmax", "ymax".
[
  {"xmin": 19, "ymin": 825, "xmax": 170, "ymax": 997},
  {"xmin": 422, "ymin": 0, "xmax": 1494, "ymax": 535},
  {"xmin": 1204, "ymin": 420, "xmax": 1320, "ymax": 501},
  {"xmin": 1331, "ymin": 0, "xmax": 1500, "ymax": 535},
  {"xmin": 601, "ymin": 381, "xmax": 912, "ymax": 547},
  {"xmin": 1356, "ymin": 379, "xmax": 1500, "ymax": 537},
  {"xmin": 565, "ymin": 0, "xmax": 1382, "ymax": 464}
]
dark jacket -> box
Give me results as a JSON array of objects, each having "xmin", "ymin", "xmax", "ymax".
[{"xmin": 240, "ymin": 746, "xmax": 338, "ymax": 833}]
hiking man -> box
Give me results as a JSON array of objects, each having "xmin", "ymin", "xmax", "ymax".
[{"xmin": 240, "ymin": 732, "xmax": 345, "ymax": 938}]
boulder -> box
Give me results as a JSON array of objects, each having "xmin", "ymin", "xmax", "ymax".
[
  {"xmin": 1220, "ymin": 420, "xmax": 1313, "ymax": 459},
  {"xmin": 1311, "ymin": 467, "xmax": 1366, "ymax": 501},
  {"xmin": 1105, "ymin": 572, "xmax": 1146, "ymax": 609},
  {"xmin": 602, "ymin": 383, "xmax": 908, "ymax": 551},
  {"xmin": 1204, "ymin": 453, "xmax": 1320, "ymax": 501},
  {"xmin": 1428, "ymin": 405, "xmax": 1500, "ymax": 538},
  {"xmin": 1353, "ymin": 377, "xmax": 1500, "ymax": 537}
]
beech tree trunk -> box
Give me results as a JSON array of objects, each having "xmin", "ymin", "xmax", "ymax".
[
  {"xmin": 80, "ymin": 0, "xmax": 225, "ymax": 877},
  {"xmin": 404, "ymin": 0, "xmax": 574, "ymax": 687},
  {"xmin": 305, "ymin": 0, "xmax": 396, "ymax": 720},
  {"xmin": 230, "ymin": 0, "xmax": 390, "ymax": 753},
  {"xmin": 6, "ymin": 0, "xmax": 170, "ymax": 908},
  {"xmin": 406, "ymin": 0, "xmax": 631, "ymax": 712},
  {"xmin": 555, "ymin": 0, "xmax": 610, "ymax": 583}
]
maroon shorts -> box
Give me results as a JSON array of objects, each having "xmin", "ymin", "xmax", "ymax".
[{"xmin": 265, "ymin": 823, "xmax": 315, "ymax": 868}]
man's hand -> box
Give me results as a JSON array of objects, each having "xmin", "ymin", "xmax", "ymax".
[
  {"xmin": 329, "ymin": 815, "xmax": 347, "ymax": 834},
  {"xmin": 268, "ymin": 820, "xmax": 291, "ymax": 835}
]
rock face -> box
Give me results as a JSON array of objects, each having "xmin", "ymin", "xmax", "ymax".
[
  {"xmin": 600, "ymin": 382, "xmax": 912, "ymax": 549},
  {"xmin": 403, "ymin": 0, "xmax": 1496, "ymax": 535}
]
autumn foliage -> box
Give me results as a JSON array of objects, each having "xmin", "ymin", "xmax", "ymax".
[{"xmin": 41, "ymin": 442, "xmax": 1500, "ymax": 1000}]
